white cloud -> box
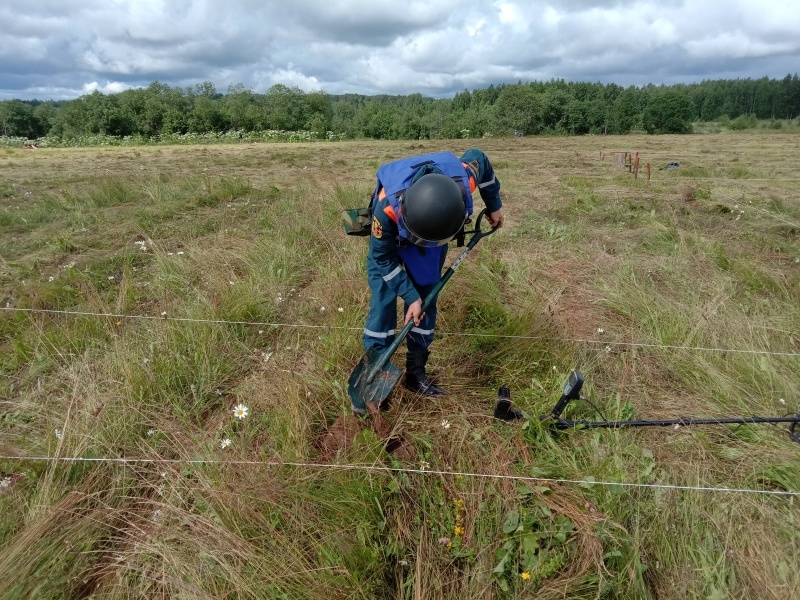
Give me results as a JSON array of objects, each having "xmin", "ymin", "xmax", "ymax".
[
  {"xmin": 82, "ymin": 81, "xmax": 133, "ymax": 94},
  {"xmin": 266, "ymin": 68, "xmax": 320, "ymax": 91},
  {"xmin": 684, "ymin": 32, "xmax": 799, "ymax": 59},
  {"xmin": 0, "ymin": 0, "xmax": 799, "ymax": 101},
  {"xmin": 496, "ymin": 2, "xmax": 526, "ymax": 29}
]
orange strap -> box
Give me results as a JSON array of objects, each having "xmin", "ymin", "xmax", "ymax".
[
  {"xmin": 462, "ymin": 163, "xmax": 477, "ymax": 193},
  {"xmin": 378, "ymin": 187, "xmax": 398, "ymax": 223}
]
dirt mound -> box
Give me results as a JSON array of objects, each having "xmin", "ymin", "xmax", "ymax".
[
  {"xmin": 316, "ymin": 407, "xmax": 415, "ymax": 462},
  {"xmin": 317, "ymin": 413, "xmax": 365, "ymax": 462}
]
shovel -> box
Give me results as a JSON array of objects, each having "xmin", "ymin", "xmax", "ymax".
[{"xmin": 348, "ymin": 209, "xmax": 498, "ymax": 414}]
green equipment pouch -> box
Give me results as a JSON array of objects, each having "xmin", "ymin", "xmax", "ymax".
[{"xmin": 342, "ymin": 207, "xmax": 372, "ymax": 236}]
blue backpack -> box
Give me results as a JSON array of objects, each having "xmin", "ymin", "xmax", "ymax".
[
  {"xmin": 374, "ymin": 152, "xmax": 475, "ymax": 285},
  {"xmin": 373, "ymin": 152, "xmax": 474, "ymax": 238}
]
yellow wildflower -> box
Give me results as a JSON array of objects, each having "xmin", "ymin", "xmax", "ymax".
[{"xmin": 521, "ymin": 571, "xmax": 531, "ymax": 580}]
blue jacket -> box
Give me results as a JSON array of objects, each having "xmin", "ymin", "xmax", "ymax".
[{"xmin": 367, "ymin": 149, "xmax": 501, "ymax": 295}]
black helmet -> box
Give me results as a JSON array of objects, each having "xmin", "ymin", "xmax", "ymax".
[{"xmin": 401, "ymin": 173, "xmax": 466, "ymax": 246}]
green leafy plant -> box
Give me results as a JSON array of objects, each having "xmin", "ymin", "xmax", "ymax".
[{"xmin": 491, "ymin": 500, "xmax": 576, "ymax": 593}]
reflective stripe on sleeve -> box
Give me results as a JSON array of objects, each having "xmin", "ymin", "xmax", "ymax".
[
  {"xmin": 478, "ymin": 176, "xmax": 496, "ymax": 189},
  {"xmin": 383, "ymin": 266, "xmax": 403, "ymax": 281}
]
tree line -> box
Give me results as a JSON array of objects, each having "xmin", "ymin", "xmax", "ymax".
[{"xmin": 1, "ymin": 74, "xmax": 799, "ymax": 141}]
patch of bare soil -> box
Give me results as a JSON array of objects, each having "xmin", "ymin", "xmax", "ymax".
[
  {"xmin": 365, "ymin": 402, "xmax": 416, "ymax": 460},
  {"xmin": 316, "ymin": 404, "xmax": 415, "ymax": 462},
  {"xmin": 317, "ymin": 412, "xmax": 365, "ymax": 461}
]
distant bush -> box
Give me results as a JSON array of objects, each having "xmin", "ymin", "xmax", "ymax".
[
  {"xmin": 0, "ymin": 130, "xmax": 347, "ymax": 148},
  {"xmin": 729, "ymin": 114, "xmax": 757, "ymax": 130}
]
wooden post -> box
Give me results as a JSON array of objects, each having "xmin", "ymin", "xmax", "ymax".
[
  {"xmin": 634, "ymin": 155, "xmax": 640, "ymax": 179},
  {"xmin": 646, "ymin": 162, "xmax": 651, "ymax": 180}
]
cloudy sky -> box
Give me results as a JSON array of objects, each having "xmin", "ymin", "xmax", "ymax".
[{"xmin": 2, "ymin": 0, "xmax": 799, "ymax": 101}]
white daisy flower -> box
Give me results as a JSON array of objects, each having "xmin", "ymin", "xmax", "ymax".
[
  {"xmin": 337, "ymin": 307, "xmax": 344, "ymax": 312},
  {"xmin": 441, "ymin": 419, "xmax": 451, "ymax": 430},
  {"xmin": 146, "ymin": 428, "xmax": 156, "ymax": 437},
  {"xmin": 597, "ymin": 327, "xmax": 604, "ymax": 334},
  {"xmin": 419, "ymin": 461, "xmax": 430, "ymax": 471},
  {"xmin": 220, "ymin": 438, "xmax": 232, "ymax": 449},
  {"xmin": 233, "ymin": 404, "xmax": 249, "ymax": 419},
  {"xmin": 55, "ymin": 428, "xmax": 63, "ymax": 440}
]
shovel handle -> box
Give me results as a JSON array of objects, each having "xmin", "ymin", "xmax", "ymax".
[{"xmin": 365, "ymin": 209, "xmax": 497, "ymax": 383}]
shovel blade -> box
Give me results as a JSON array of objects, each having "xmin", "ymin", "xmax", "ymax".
[{"xmin": 347, "ymin": 348, "xmax": 403, "ymax": 414}]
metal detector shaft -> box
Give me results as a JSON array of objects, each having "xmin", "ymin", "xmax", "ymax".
[
  {"xmin": 549, "ymin": 415, "xmax": 800, "ymax": 430},
  {"xmin": 539, "ymin": 372, "xmax": 800, "ymax": 444},
  {"xmin": 363, "ymin": 210, "xmax": 497, "ymax": 385}
]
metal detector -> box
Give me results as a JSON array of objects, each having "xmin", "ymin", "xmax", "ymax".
[{"xmin": 537, "ymin": 370, "xmax": 800, "ymax": 443}]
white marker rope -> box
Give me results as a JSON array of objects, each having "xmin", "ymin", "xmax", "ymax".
[
  {"xmin": 748, "ymin": 205, "xmax": 800, "ymax": 229},
  {"xmin": 2, "ymin": 307, "xmax": 798, "ymax": 357},
  {"xmin": 1, "ymin": 455, "xmax": 797, "ymax": 497}
]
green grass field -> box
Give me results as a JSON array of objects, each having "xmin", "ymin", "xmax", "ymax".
[{"xmin": 1, "ymin": 132, "xmax": 799, "ymax": 599}]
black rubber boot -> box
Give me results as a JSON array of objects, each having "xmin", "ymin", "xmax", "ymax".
[{"xmin": 405, "ymin": 349, "xmax": 447, "ymax": 396}]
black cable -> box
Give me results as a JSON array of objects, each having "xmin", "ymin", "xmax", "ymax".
[{"xmin": 578, "ymin": 396, "xmax": 609, "ymax": 422}]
